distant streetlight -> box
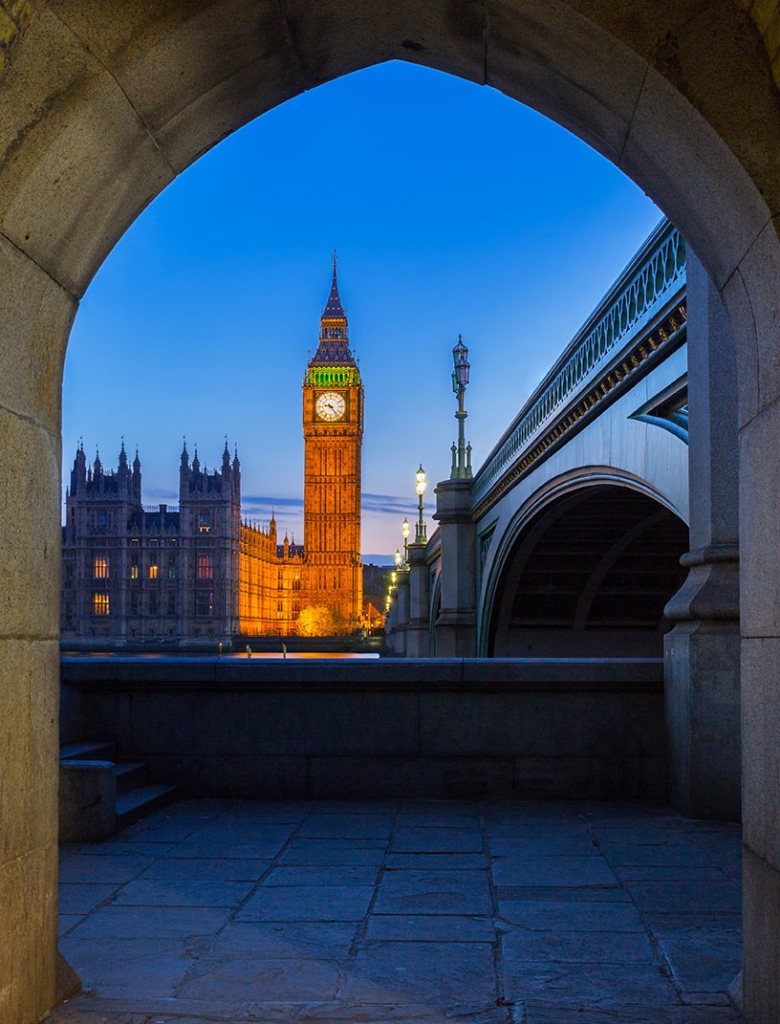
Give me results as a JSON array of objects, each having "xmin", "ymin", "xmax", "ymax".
[
  {"xmin": 415, "ymin": 464, "xmax": 427, "ymax": 543},
  {"xmin": 402, "ymin": 518, "xmax": 410, "ymax": 564},
  {"xmin": 394, "ymin": 549, "xmax": 402, "ymax": 569}
]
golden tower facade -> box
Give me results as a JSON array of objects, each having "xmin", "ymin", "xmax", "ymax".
[{"xmin": 302, "ymin": 258, "xmax": 363, "ymax": 631}]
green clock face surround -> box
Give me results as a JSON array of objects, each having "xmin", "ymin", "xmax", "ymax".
[{"xmin": 315, "ymin": 391, "xmax": 346, "ymax": 421}]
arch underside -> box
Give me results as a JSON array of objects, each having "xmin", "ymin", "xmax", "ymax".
[{"xmin": 489, "ymin": 485, "xmax": 689, "ymax": 658}]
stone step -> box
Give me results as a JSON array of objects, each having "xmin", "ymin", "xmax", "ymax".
[
  {"xmin": 114, "ymin": 761, "xmax": 147, "ymax": 795},
  {"xmin": 60, "ymin": 740, "xmax": 116, "ymax": 762},
  {"xmin": 117, "ymin": 783, "xmax": 180, "ymax": 830}
]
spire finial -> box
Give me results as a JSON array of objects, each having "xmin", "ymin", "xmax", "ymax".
[{"xmin": 332, "ymin": 248, "xmax": 338, "ymax": 271}]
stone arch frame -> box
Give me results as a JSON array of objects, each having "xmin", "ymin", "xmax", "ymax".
[
  {"xmin": 479, "ymin": 467, "xmax": 687, "ymax": 656},
  {"xmin": 3, "ymin": 2, "xmax": 780, "ymax": 1021}
]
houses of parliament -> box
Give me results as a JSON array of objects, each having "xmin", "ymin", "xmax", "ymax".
[{"xmin": 61, "ymin": 263, "xmax": 364, "ymax": 643}]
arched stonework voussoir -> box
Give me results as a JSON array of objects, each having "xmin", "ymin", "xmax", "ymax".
[
  {"xmin": 0, "ymin": 0, "xmax": 778, "ymax": 303},
  {"xmin": 2, "ymin": 1, "xmax": 780, "ymax": 1021},
  {"xmin": 478, "ymin": 466, "xmax": 686, "ymax": 657}
]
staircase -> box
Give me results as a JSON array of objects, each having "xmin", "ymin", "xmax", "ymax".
[{"xmin": 60, "ymin": 741, "xmax": 179, "ymax": 840}]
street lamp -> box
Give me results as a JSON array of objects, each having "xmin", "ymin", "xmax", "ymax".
[
  {"xmin": 402, "ymin": 518, "xmax": 410, "ymax": 564},
  {"xmin": 394, "ymin": 549, "xmax": 402, "ymax": 569},
  {"xmin": 415, "ymin": 464, "xmax": 427, "ymax": 543},
  {"xmin": 450, "ymin": 334, "xmax": 472, "ymax": 480}
]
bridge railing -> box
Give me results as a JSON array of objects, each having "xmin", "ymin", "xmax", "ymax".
[{"xmin": 472, "ymin": 219, "xmax": 686, "ymax": 510}]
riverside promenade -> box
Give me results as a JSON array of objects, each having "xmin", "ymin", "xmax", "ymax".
[{"xmin": 52, "ymin": 798, "xmax": 743, "ymax": 1024}]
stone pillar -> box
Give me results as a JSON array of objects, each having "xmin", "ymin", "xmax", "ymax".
[
  {"xmin": 0, "ymin": 236, "xmax": 71, "ymax": 1019},
  {"xmin": 664, "ymin": 251, "xmax": 740, "ymax": 821},
  {"xmin": 406, "ymin": 541, "xmax": 431, "ymax": 658},
  {"xmin": 433, "ymin": 479, "xmax": 477, "ymax": 657},
  {"xmin": 393, "ymin": 568, "xmax": 410, "ymax": 657},
  {"xmin": 384, "ymin": 587, "xmax": 399, "ymax": 653}
]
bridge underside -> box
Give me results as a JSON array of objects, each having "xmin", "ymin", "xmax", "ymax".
[{"xmin": 489, "ymin": 485, "xmax": 689, "ymax": 658}]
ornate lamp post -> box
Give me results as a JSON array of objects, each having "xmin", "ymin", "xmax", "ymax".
[
  {"xmin": 402, "ymin": 518, "xmax": 410, "ymax": 565},
  {"xmin": 415, "ymin": 464, "xmax": 427, "ymax": 543},
  {"xmin": 394, "ymin": 549, "xmax": 402, "ymax": 570},
  {"xmin": 450, "ymin": 334, "xmax": 472, "ymax": 480}
]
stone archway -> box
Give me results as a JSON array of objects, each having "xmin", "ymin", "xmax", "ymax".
[{"xmin": 2, "ymin": 3, "xmax": 780, "ymax": 1021}]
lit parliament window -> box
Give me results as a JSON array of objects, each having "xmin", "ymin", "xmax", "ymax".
[{"xmin": 93, "ymin": 593, "xmax": 110, "ymax": 616}]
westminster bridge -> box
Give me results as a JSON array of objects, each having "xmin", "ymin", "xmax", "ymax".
[{"xmin": 386, "ymin": 218, "xmax": 740, "ymax": 824}]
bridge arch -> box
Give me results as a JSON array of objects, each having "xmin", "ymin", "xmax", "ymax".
[
  {"xmin": 3, "ymin": 2, "xmax": 780, "ymax": 1020},
  {"xmin": 482, "ymin": 472, "xmax": 689, "ymax": 658}
]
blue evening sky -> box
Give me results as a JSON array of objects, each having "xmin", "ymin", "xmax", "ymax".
[{"xmin": 63, "ymin": 60, "xmax": 660, "ymax": 562}]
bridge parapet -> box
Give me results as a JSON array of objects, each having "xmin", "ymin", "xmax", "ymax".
[{"xmin": 472, "ymin": 220, "xmax": 686, "ymax": 515}]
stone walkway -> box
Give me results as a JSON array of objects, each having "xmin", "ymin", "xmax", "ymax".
[{"xmin": 52, "ymin": 799, "xmax": 743, "ymax": 1024}]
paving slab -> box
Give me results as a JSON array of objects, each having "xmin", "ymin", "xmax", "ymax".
[
  {"xmin": 385, "ymin": 853, "xmax": 486, "ymax": 869},
  {"xmin": 626, "ymin": 879, "xmax": 742, "ymax": 913},
  {"xmin": 298, "ymin": 816, "xmax": 394, "ymax": 839},
  {"xmin": 176, "ymin": 957, "xmax": 343, "ymax": 1001},
  {"xmin": 238, "ymin": 884, "xmax": 376, "ymax": 921},
  {"xmin": 341, "ymin": 941, "xmax": 496, "ymax": 1004},
  {"xmin": 392, "ymin": 828, "xmax": 483, "ymax": 853},
  {"xmin": 496, "ymin": 884, "xmax": 627, "ymax": 902},
  {"xmin": 598, "ymin": 840, "xmax": 715, "ymax": 867},
  {"xmin": 58, "ymin": 882, "xmax": 121, "ymax": 915},
  {"xmin": 59, "ymin": 854, "xmax": 159, "ymax": 884},
  {"xmin": 366, "ymin": 914, "xmax": 496, "ymax": 942},
  {"xmin": 58, "ymin": 913, "xmax": 85, "ymax": 937},
  {"xmin": 502, "ymin": 961, "xmax": 680, "ymax": 1008},
  {"xmin": 66, "ymin": 904, "xmax": 233, "ymax": 939},
  {"xmin": 112, "ymin": 878, "xmax": 256, "ymax": 907},
  {"xmin": 262, "ymin": 865, "xmax": 380, "ymax": 887},
  {"xmin": 373, "ymin": 869, "xmax": 492, "ymax": 916},
  {"xmin": 49, "ymin": 798, "xmax": 743, "ymax": 1024},
  {"xmin": 139, "ymin": 856, "xmax": 272, "ymax": 881},
  {"xmin": 59, "ymin": 937, "xmax": 195, "ymax": 999},
  {"xmin": 492, "ymin": 854, "xmax": 617, "ymax": 886},
  {"xmin": 497, "ymin": 898, "xmax": 645, "ymax": 932},
  {"xmin": 501, "ymin": 928, "xmax": 656, "ymax": 963},
  {"xmin": 203, "ymin": 921, "xmax": 357, "ymax": 959},
  {"xmin": 490, "ymin": 836, "xmax": 599, "ymax": 857},
  {"xmin": 279, "ymin": 839, "xmax": 388, "ymax": 865},
  {"xmin": 613, "ymin": 865, "xmax": 728, "ymax": 882}
]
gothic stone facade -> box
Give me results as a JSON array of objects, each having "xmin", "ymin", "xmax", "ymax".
[{"xmin": 61, "ymin": 263, "xmax": 362, "ymax": 643}]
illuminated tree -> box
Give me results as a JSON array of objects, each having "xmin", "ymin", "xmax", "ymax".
[{"xmin": 296, "ymin": 604, "xmax": 348, "ymax": 637}]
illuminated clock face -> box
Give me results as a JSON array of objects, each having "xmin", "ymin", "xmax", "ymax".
[{"xmin": 315, "ymin": 391, "xmax": 346, "ymax": 421}]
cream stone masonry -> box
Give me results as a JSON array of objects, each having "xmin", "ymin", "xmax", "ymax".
[{"xmin": 2, "ymin": 2, "xmax": 780, "ymax": 1021}]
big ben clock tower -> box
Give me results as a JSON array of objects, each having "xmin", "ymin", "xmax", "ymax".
[{"xmin": 302, "ymin": 256, "xmax": 363, "ymax": 630}]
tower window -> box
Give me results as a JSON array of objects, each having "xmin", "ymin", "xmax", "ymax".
[
  {"xmin": 148, "ymin": 591, "xmax": 157, "ymax": 616},
  {"xmin": 93, "ymin": 555, "xmax": 109, "ymax": 579},
  {"xmin": 198, "ymin": 511, "xmax": 212, "ymax": 533},
  {"xmin": 149, "ymin": 554, "xmax": 158, "ymax": 579},
  {"xmin": 198, "ymin": 555, "xmax": 213, "ymax": 579},
  {"xmin": 168, "ymin": 554, "xmax": 177, "ymax": 578},
  {"xmin": 93, "ymin": 593, "xmax": 110, "ymax": 616},
  {"xmin": 130, "ymin": 554, "xmax": 139, "ymax": 579},
  {"xmin": 196, "ymin": 591, "xmax": 213, "ymax": 617}
]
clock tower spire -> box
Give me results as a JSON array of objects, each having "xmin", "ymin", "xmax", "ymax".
[{"xmin": 302, "ymin": 255, "xmax": 363, "ymax": 632}]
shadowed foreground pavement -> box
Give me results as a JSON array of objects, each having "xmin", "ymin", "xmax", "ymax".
[{"xmin": 50, "ymin": 799, "xmax": 743, "ymax": 1023}]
